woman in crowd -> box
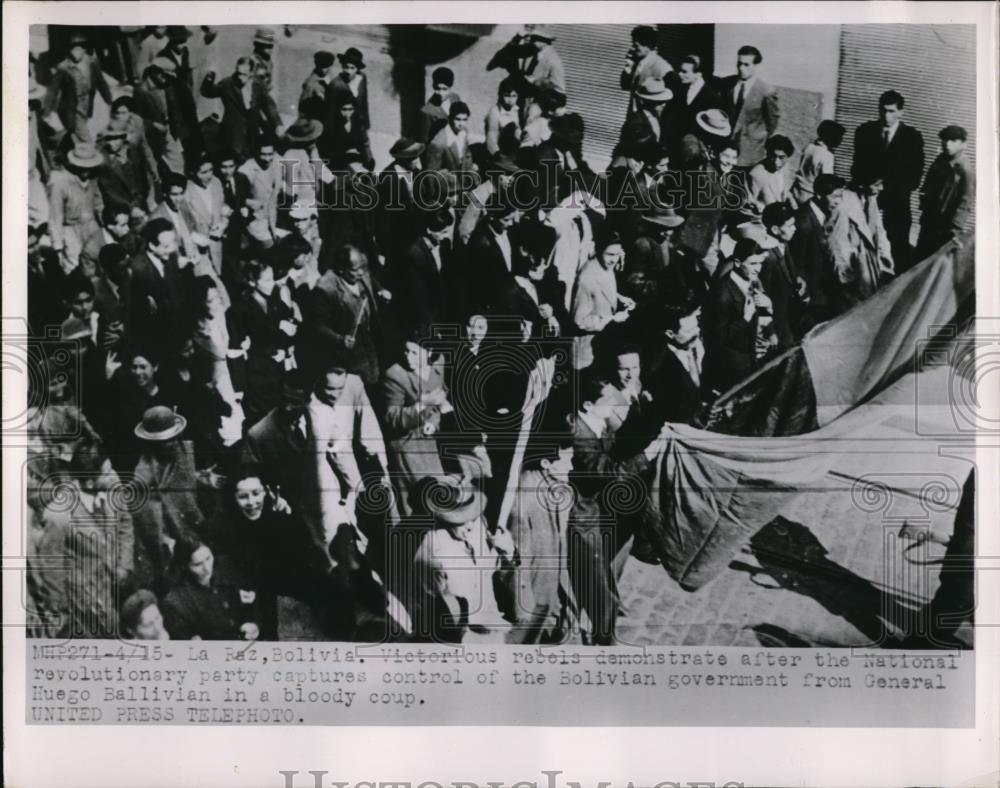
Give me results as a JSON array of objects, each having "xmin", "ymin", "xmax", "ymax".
[{"xmin": 161, "ymin": 536, "xmax": 260, "ymax": 641}]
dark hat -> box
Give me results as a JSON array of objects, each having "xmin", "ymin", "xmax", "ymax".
[
  {"xmin": 549, "ymin": 112, "xmax": 585, "ymax": 146},
  {"xmin": 253, "ymin": 27, "xmax": 277, "ymax": 47},
  {"xmin": 422, "ymin": 475, "xmax": 487, "ymax": 525},
  {"xmin": 314, "ymin": 50, "xmax": 336, "ymax": 68},
  {"xmin": 150, "ymin": 56, "xmax": 178, "ymax": 78},
  {"xmin": 284, "ymin": 117, "xmax": 324, "ymax": 145},
  {"xmin": 939, "ymin": 125, "xmax": 967, "ymax": 142},
  {"xmin": 489, "ymin": 151, "xmax": 520, "ymax": 175},
  {"xmin": 389, "ymin": 137, "xmax": 425, "ymax": 161},
  {"xmin": 431, "ymin": 66, "xmax": 454, "ymax": 87},
  {"xmin": 643, "ymin": 204, "xmax": 685, "ymax": 229},
  {"xmin": 166, "ymin": 26, "xmax": 192, "ymax": 41},
  {"xmin": 524, "ymin": 25, "xmax": 556, "ymax": 43},
  {"xmin": 68, "ymin": 32, "xmax": 89, "ymax": 47},
  {"xmin": 134, "ymin": 405, "xmax": 187, "ymax": 441},
  {"xmin": 338, "ymin": 47, "xmax": 365, "ymax": 69},
  {"xmin": 731, "ymin": 237, "xmax": 765, "ymax": 261}
]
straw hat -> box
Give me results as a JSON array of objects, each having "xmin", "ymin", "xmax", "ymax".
[
  {"xmin": 134, "ymin": 406, "xmax": 187, "ymax": 441},
  {"xmin": 284, "ymin": 117, "xmax": 324, "ymax": 145},
  {"xmin": 695, "ymin": 108, "xmax": 733, "ymax": 138},
  {"xmin": 67, "ymin": 142, "xmax": 105, "ymax": 169},
  {"xmin": 422, "ymin": 475, "xmax": 487, "ymax": 526},
  {"xmin": 635, "ymin": 77, "xmax": 673, "ymax": 103}
]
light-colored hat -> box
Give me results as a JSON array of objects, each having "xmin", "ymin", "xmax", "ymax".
[
  {"xmin": 67, "ymin": 141, "xmax": 105, "ymax": 169},
  {"xmin": 635, "ymin": 77, "xmax": 673, "ymax": 103},
  {"xmin": 134, "ymin": 406, "xmax": 187, "ymax": 441},
  {"xmin": 422, "ymin": 475, "xmax": 487, "ymax": 526},
  {"xmin": 696, "ymin": 108, "xmax": 733, "ymax": 138},
  {"xmin": 289, "ymin": 202, "xmax": 317, "ymax": 220},
  {"xmin": 150, "ymin": 56, "xmax": 178, "ymax": 78}
]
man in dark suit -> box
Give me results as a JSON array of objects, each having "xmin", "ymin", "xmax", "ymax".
[
  {"xmin": 760, "ymin": 201, "xmax": 811, "ymax": 347},
  {"xmin": 376, "ymin": 138, "xmax": 426, "ymax": 265},
  {"xmin": 390, "ymin": 208, "xmax": 458, "ymax": 332},
  {"xmin": 328, "ymin": 48, "xmax": 371, "ymax": 132},
  {"xmin": 852, "ymin": 90, "xmax": 925, "ymax": 272},
  {"xmin": 239, "ymin": 373, "xmax": 312, "ymax": 506},
  {"xmin": 643, "ymin": 303, "xmax": 707, "ymax": 426},
  {"xmin": 788, "ymin": 173, "xmax": 845, "ymax": 324},
  {"xmin": 97, "ymin": 127, "xmax": 149, "ymax": 211},
  {"xmin": 319, "ymin": 91, "xmax": 373, "ymax": 170},
  {"xmin": 719, "ymin": 45, "xmax": 780, "ymax": 168},
  {"xmin": 200, "ymin": 57, "xmax": 281, "ymax": 162},
  {"xmin": 303, "ymin": 245, "xmax": 386, "ymax": 386},
  {"xmin": 662, "ymin": 54, "xmax": 722, "ymax": 159},
  {"xmin": 467, "ymin": 198, "xmax": 521, "ymax": 311},
  {"xmin": 702, "ymin": 238, "xmax": 779, "ymax": 396},
  {"xmin": 126, "ymin": 217, "xmax": 191, "ymax": 347}
]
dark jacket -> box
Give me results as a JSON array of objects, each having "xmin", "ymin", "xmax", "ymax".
[
  {"xmin": 328, "ymin": 74, "xmax": 370, "ymax": 131},
  {"xmin": 304, "ymin": 270, "xmax": 384, "ymax": 385},
  {"xmin": 200, "ymin": 73, "xmax": 281, "ymax": 160},
  {"xmin": 853, "ymin": 121, "xmax": 925, "ymax": 204},
  {"xmin": 702, "ymin": 274, "xmax": 760, "ymax": 394},
  {"xmin": 44, "ymin": 56, "xmax": 112, "ymax": 137},
  {"xmin": 161, "ymin": 557, "xmax": 257, "ymax": 640},
  {"xmin": 126, "ymin": 251, "xmax": 192, "ymax": 346},
  {"xmin": 787, "ymin": 201, "xmax": 835, "ymax": 322}
]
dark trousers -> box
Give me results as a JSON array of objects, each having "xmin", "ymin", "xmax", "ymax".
[
  {"xmin": 880, "ymin": 192, "xmax": 914, "ymax": 273},
  {"xmin": 568, "ymin": 507, "xmax": 634, "ymax": 645}
]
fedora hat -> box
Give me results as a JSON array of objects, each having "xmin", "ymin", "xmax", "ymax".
[
  {"xmin": 635, "ymin": 77, "xmax": 673, "ymax": 103},
  {"xmin": 338, "ymin": 47, "xmax": 365, "ymax": 69},
  {"xmin": 134, "ymin": 406, "xmax": 187, "ymax": 441},
  {"xmin": 67, "ymin": 141, "xmax": 104, "ymax": 169},
  {"xmin": 389, "ymin": 137, "xmax": 425, "ymax": 161},
  {"xmin": 284, "ymin": 117, "xmax": 324, "ymax": 145},
  {"xmin": 643, "ymin": 204, "xmax": 685, "ymax": 229},
  {"xmin": 696, "ymin": 108, "xmax": 732, "ymax": 138},
  {"xmin": 525, "ymin": 25, "xmax": 556, "ymax": 42},
  {"xmin": 150, "ymin": 56, "xmax": 178, "ymax": 78},
  {"xmin": 423, "ymin": 476, "xmax": 487, "ymax": 526},
  {"xmin": 253, "ymin": 27, "xmax": 277, "ymax": 47}
]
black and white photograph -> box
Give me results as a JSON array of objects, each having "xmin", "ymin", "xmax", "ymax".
[{"xmin": 3, "ymin": 1, "xmax": 998, "ymax": 785}]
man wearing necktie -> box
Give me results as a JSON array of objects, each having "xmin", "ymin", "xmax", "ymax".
[
  {"xmin": 722, "ymin": 45, "xmax": 780, "ymax": 167},
  {"xmin": 851, "ymin": 90, "xmax": 925, "ymax": 272}
]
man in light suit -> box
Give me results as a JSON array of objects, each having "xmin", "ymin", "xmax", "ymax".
[
  {"xmin": 719, "ymin": 45, "xmax": 780, "ymax": 167},
  {"xmin": 620, "ymin": 25, "xmax": 673, "ymax": 118},
  {"xmin": 424, "ymin": 102, "xmax": 477, "ymax": 174}
]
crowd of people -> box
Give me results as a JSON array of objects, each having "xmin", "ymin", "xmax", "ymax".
[{"xmin": 25, "ymin": 24, "xmax": 975, "ymax": 646}]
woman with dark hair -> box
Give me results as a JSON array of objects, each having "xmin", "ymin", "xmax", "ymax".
[
  {"xmin": 485, "ymin": 76, "xmax": 522, "ymax": 156},
  {"xmin": 161, "ymin": 536, "xmax": 260, "ymax": 640},
  {"xmin": 230, "ymin": 256, "xmax": 297, "ymax": 429},
  {"xmin": 105, "ymin": 342, "xmax": 183, "ymax": 472},
  {"xmin": 223, "ymin": 465, "xmax": 325, "ymax": 639}
]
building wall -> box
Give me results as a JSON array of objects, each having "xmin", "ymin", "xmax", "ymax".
[{"xmin": 713, "ymin": 24, "xmax": 841, "ymax": 119}]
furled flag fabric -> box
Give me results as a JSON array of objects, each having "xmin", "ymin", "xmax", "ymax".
[{"xmin": 647, "ymin": 238, "xmax": 975, "ymax": 590}]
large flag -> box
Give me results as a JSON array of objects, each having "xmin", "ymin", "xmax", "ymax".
[
  {"xmin": 647, "ymin": 238, "xmax": 975, "ymax": 590},
  {"xmin": 704, "ymin": 238, "xmax": 975, "ymax": 436}
]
